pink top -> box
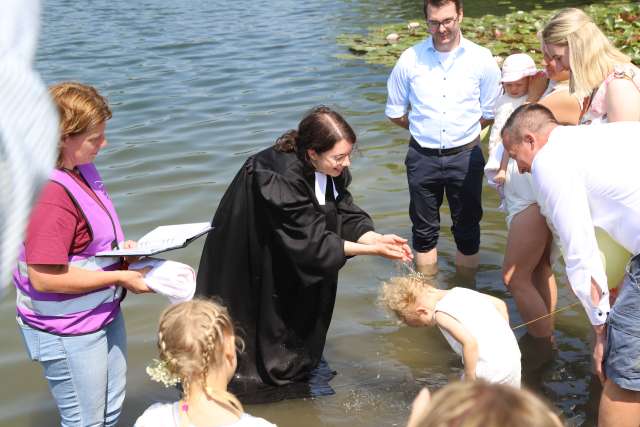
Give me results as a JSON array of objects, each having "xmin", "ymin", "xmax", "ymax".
[{"xmin": 581, "ymin": 64, "xmax": 640, "ymax": 125}]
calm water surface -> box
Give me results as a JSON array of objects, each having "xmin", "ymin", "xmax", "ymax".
[{"xmin": 1, "ymin": 0, "xmax": 606, "ymax": 425}]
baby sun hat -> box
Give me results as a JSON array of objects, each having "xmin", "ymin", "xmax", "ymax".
[{"xmin": 501, "ymin": 53, "xmax": 537, "ymax": 83}]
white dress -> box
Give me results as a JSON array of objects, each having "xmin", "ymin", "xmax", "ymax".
[
  {"xmin": 435, "ymin": 287, "xmax": 521, "ymax": 387},
  {"xmin": 485, "ymin": 92, "xmax": 527, "ymax": 191},
  {"xmin": 485, "ymin": 92, "xmax": 535, "ymax": 224},
  {"xmin": 134, "ymin": 402, "xmax": 277, "ymax": 427},
  {"xmin": 489, "ymin": 82, "xmax": 574, "ymax": 227}
]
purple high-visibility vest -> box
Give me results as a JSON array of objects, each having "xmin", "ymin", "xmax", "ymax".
[{"xmin": 13, "ymin": 163, "xmax": 125, "ymax": 335}]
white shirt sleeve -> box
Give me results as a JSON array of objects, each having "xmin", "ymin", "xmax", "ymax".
[
  {"xmin": 385, "ymin": 49, "xmax": 411, "ymax": 119},
  {"xmin": 533, "ymin": 146, "xmax": 610, "ymax": 325},
  {"xmin": 478, "ymin": 51, "xmax": 502, "ymax": 120}
]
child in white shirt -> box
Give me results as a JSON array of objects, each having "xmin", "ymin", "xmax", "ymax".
[
  {"xmin": 379, "ymin": 275, "xmax": 521, "ymax": 387},
  {"xmin": 485, "ymin": 53, "xmax": 538, "ymax": 189},
  {"xmin": 135, "ymin": 299, "xmax": 276, "ymax": 427}
]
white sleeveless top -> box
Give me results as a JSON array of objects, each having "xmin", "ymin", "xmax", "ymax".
[{"xmin": 435, "ymin": 287, "xmax": 521, "ymax": 387}]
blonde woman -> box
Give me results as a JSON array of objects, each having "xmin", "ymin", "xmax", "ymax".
[
  {"xmin": 541, "ymin": 7, "xmax": 640, "ymax": 124},
  {"xmin": 406, "ymin": 381, "xmax": 564, "ymax": 427},
  {"xmin": 136, "ymin": 299, "xmax": 275, "ymax": 427}
]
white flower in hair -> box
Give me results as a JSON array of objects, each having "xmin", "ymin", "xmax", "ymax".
[{"xmin": 146, "ymin": 358, "xmax": 181, "ymax": 387}]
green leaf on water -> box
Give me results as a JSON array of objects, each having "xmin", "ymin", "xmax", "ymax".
[{"xmin": 336, "ymin": 1, "xmax": 640, "ymax": 68}]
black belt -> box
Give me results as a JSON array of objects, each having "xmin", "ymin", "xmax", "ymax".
[{"xmin": 409, "ymin": 136, "xmax": 479, "ymax": 156}]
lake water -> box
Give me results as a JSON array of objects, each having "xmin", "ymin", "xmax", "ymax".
[{"xmin": 0, "ymin": 0, "xmax": 608, "ymax": 425}]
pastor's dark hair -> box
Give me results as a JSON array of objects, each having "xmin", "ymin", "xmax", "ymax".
[
  {"xmin": 424, "ymin": 0, "xmax": 463, "ymax": 18},
  {"xmin": 273, "ymin": 106, "xmax": 356, "ymax": 166}
]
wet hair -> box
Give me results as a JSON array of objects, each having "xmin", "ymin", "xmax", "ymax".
[
  {"xmin": 49, "ymin": 82, "xmax": 112, "ymax": 168},
  {"xmin": 541, "ymin": 8, "xmax": 630, "ymax": 99},
  {"xmin": 273, "ymin": 106, "xmax": 356, "ymax": 167},
  {"xmin": 156, "ymin": 298, "xmax": 244, "ymax": 419},
  {"xmin": 378, "ymin": 274, "xmax": 438, "ymax": 321},
  {"xmin": 413, "ymin": 381, "xmax": 564, "ymax": 427},
  {"xmin": 501, "ymin": 103, "xmax": 558, "ymax": 146},
  {"xmin": 424, "ymin": 0, "xmax": 463, "ymax": 18}
]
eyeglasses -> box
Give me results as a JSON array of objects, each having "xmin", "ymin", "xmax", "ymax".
[
  {"xmin": 326, "ymin": 147, "xmax": 362, "ymax": 166},
  {"xmin": 329, "ymin": 153, "xmax": 353, "ymax": 166},
  {"xmin": 427, "ymin": 15, "xmax": 458, "ymax": 30}
]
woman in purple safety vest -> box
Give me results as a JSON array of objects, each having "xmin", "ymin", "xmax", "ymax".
[{"xmin": 13, "ymin": 82, "xmax": 150, "ymax": 426}]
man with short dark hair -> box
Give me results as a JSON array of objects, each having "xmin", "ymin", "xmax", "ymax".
[
  {"xmin": 386, "ymin": 0, "xmax": 501, "ymax": 275},
  {"xmin": 502, "ymin": 103, "xmax": 640, "ymax": 427}
]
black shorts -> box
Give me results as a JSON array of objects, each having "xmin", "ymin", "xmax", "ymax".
[{"xmin": 405, "ymin": 138, "xmax": 484, "ymax": 255}]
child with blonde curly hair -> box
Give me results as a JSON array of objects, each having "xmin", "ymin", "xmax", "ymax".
[
  {"xmin": 379, "ymin": 275, "xmax": 521, "ymax": 387},
  {"xmin": 135, "ymin": 299, "xmax": 275, "ymax": 427}
]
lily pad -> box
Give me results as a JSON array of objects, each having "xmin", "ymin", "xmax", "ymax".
[{"xmin": 337, "ymin": 1, "xmax": 640, "ymax": 67}]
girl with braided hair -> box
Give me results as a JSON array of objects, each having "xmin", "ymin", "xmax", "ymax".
[{"xmin": 135, "ymin": 299, "xmax": 275, "ymax": 427}]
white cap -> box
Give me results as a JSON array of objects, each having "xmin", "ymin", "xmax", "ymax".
[{"xmin": 501, "ymin": 53, "xmax": 537, "ymax": 83}]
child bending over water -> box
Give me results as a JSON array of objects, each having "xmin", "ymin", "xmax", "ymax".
[
  {"xmin": 135, "ymin": 299, "xmax": 276, "ymax": 427},
  {"xmin": 379, "ymin": 275, "xmax": 521, "ymax": 387}
]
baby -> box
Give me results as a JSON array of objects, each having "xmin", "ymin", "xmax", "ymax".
[
  {"xmin": 485, "ymin": 53, "xmax": 538, "ymax": 189},
  {"xmin": 379, "ymin": 275, "xmax": 521, "ymax": 387}
]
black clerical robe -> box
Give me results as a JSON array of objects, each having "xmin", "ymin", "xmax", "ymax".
[{"xmin": 196, "ymin": 146, "xmax": 374, "ymax": 400}]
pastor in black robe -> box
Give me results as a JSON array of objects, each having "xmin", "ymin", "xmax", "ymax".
[{"xmin": 196, "ymin": 146, "xmax": 374, "ymax": 402}]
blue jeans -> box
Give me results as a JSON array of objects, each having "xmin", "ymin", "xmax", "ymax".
[
  {"xmin": 18, "ymin": 311, "xmax": 127, "ymax": 426},
  {"xmin": 605, "ymin": 253, "xmax": 640, "ymax": 391}
]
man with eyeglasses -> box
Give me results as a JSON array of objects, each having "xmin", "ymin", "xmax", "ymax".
[{"xmin": 385, "ymin": 0, "xmax": 501, "ymax": 276}]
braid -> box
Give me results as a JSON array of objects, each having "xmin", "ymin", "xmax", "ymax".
[
  {"xmin": 157, "ymin": 330, "xmax": 181, "ymax": 378},
  {"xmin": 197, "ymin": 305, "xmax": 244, "ymax": 416},
  {"xmin": 155, "ymin": 298, "xmax": 245, "ymax": 420}
]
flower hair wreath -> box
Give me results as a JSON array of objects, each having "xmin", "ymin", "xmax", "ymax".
[{"xmin": 146, "ymin": 358, "xmax": 181, "ymax": 387}]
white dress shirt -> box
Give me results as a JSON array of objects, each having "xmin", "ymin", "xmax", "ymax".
[
  {"xmin": 385, "ymin": 35, "xmax": 501, "ymax": 149},
  {"xmin": 532, "ymin": 123, "xmax": 640, "ymax": 325}
]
